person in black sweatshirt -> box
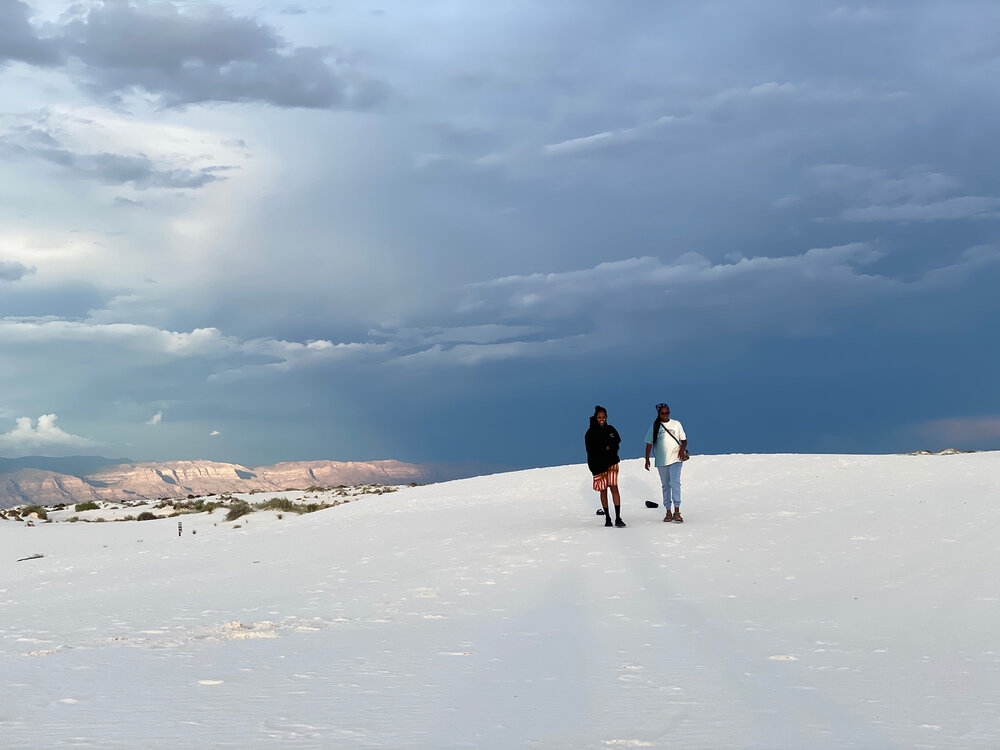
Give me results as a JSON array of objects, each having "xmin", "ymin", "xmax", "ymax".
[{"xmin": 585, "ymin": 405, "xmax": 625, "ymax": 527}]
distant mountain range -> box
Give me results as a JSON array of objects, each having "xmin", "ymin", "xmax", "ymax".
[{"xmin": 0, "ymin": 456, "xmax": 504, "ymax": 509}]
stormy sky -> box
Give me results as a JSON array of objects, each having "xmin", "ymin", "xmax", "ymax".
[{"xmin": 1, "ymin": 0, "xmax": 998, "ymax": 468}]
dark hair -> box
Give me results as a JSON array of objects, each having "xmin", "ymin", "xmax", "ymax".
[{"xmin": 593, "ymin": 405, "xmax": 607, "ymax": 417}]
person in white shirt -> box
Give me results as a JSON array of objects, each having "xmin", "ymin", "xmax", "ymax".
[{"xmin": 643, "ymin": 403, "xmax": 688, "ymax": 522}]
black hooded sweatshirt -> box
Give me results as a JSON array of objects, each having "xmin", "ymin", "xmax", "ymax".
[{"xmin": 585, "ymin": 417, "xmax": 622, "ymax": 476}]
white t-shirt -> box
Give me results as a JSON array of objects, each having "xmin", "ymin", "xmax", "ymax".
[{"xmin": 643, "ymin": 418, "xmax": 686, "ymax": 466}]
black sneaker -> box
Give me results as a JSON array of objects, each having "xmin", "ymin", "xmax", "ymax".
[
  {"xmin": 596, "ymin": 508, "xmax": 606, "ymax": 515},
  {"xmin": 645, "ymin": 500, "xmax": 659, "ymax": 508},
  {"xmin": 615, "ymin": 518, "xmax": 626, "ymax": 528},
  {"xmin": 605, "ymin": 516, "xmax": 613, "ymax": 527}
]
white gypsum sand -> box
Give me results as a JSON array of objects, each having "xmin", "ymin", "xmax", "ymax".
[{"xmin": 1, "ymin": 453, "xmax": 999, "ymax": 749}]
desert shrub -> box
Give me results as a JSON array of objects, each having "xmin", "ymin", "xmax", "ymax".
[
  {"xmin": 93, "ymin": 517, "xmax": 107, "ymax": 523},
  {"xmin": 189, "ymin": 499, "xmax": 224, "ymax": 514},
  {"xmin": 225, "ymin": 500, "xmax": 253, "ymax": 522},
  {"xmin": 75, "ymin": 501, "xmax": 100, "ymax": 512},
  {"xmin": 122, "ymin": 515, "xmax": 136, "ymax": 521},
  {"xmin": 67, "ymin": 516, "xmax": 80, "ymax": 523},
  {"xmin": 254, "ymin": 497, "xmax": 297, "ymax": 513},
  {"xmin": 20, "ymin": 506, "xmax": 48, "ymax": 520},
  {"xmin": 137, "ymin": 511, "xmax": 157, "ymax": 521}
]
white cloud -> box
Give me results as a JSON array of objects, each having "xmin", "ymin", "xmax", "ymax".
[
  {"xmin": 0, "ymin": 314, "xmax": 389, "ymax": 383},
  {"xmin": 807, "ymin": 165, "xmax": 1000, "ymax": 223},
  {"xmin": 842, "ymin": 196, "xmax": 1000, "ymax": 222},
  {"xmin": 1, "ymin": 107, "xmax": 246, "ymax": 190},
  {"xmin": 0, "ymin": 319, "xmax": 237, "ymax": 357},
  {"xmin": 435, "ymin": 241, "xmax": 998, "ymax": 357},
  {"xmin": 209, "ymin": 430, "xmax": 221, "ymax": 436},
  {"xmin": 462, "ymin": 244, "xmax": 885, "ymax": 319},
  {"xmin": 0, "ymin": 414, "xmax": 94, "ymax": 452},
  {"xmin": 147, "ymin": 411, "xmax": 163, "ymax": 425},
  {"xmin": 475, "ymin": 77, "xmax": 893, "ymax": 169},
  {"xmin": 370, "ymin": 324, "xmax": 542, "ymax": 348},
  {"xmin": 211, "ymin": 338, "xmax": 388, "ymax": 379},
  {"xmin": 544, "ymin": 131, "xmax": 619, "ymax": 156},
  {"xmin": 4, "ymin": 239, "xmax": 996, "ymax": 388}
]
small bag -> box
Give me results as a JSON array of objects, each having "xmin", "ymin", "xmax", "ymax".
[{"xmin": 664, "ymin": 427, "xmax": 690, "ymax": 462}]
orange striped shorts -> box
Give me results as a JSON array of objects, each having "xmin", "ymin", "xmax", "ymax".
[{"xmin": 592, "ymin": 464, "xmax": 619, "ymax": 491}]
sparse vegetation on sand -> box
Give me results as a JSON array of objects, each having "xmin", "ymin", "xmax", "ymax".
[
  {"xmin": 224, "ymin": 500, "xmax": 254, "ymax": 522},
  {"xmin": 1, "ymin": 483, "xmax": 405, "ymax": 526}
]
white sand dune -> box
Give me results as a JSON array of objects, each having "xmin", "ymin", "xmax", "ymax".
[{"xmin": 2, "ymin": 452, "xmax": 999, "ymax": 749}]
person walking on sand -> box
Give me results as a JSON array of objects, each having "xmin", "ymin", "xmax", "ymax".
[
  {"xmin": 644, "ymin": 403, "xmax": 688, "ymax": 522},
  {"xmin": 586, "ymin": 405, "xmax": 625, "ymax": 527}
]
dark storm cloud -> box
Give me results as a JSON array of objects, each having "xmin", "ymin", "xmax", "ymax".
[
  {"xmin": 3, "ymin": 0, "xmax": 999, "ymax": 465},
  {"xmin": 381, "ymin": 241, "xmax": 1000, "ymax": 368},
  {"xmin": 0, "ymin": 0, "xmax": 60, "ymax": 66},
  {"xmin": 113, "ymin": 196, "xmax": 145, "ymax": 207},
  {"xmin": 2, "ymin": 0, "xmax": 384, "ymax": 109},
  {"xmin": 56, "ymin": 1, "xmax": 385, "ymax": 108},
  {"xmin": 0, "ymin": 260, "xmax": 36, "ymax": 282}
]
